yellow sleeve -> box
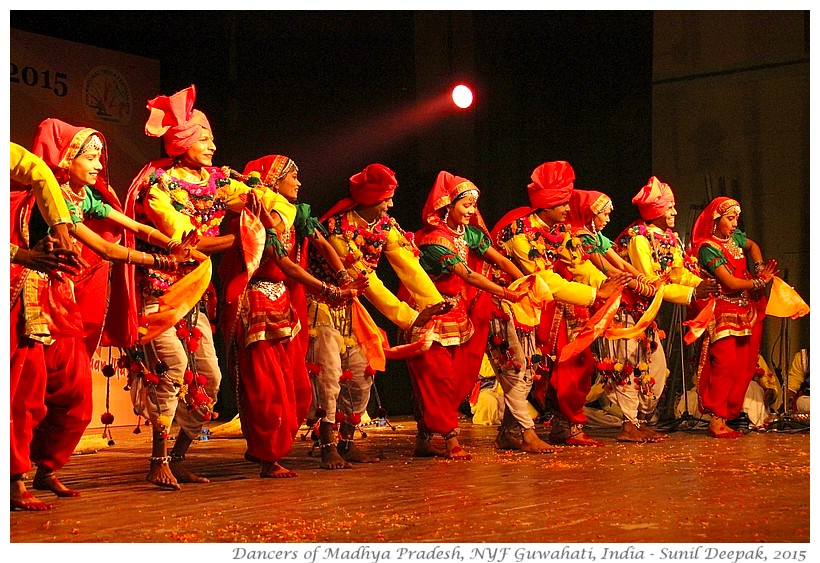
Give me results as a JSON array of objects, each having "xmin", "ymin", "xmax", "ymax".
[
  {"xmin": 535, "ymin": 270, "xmax": 596, "ymax": 307},
  {"xmin": 143, "ymin": 184, "xmax": 196, "ymax": 239},
  {"xmin": 504, "ymin": 233, "xmax": 547, "ymax": 275},
  {"xmin": 221, "ymin": 178, "xmax": 288, "ymax": 217},
  {"xmin": 382, "ymin": 227, "xmax": 443, "ymax": 310},
  {"xmin": 10, "ymin": 142, "xmax": 72, "ymax": 227},
  {"xmin": 362, "ymin": 271, "xmax": 419, "ymax": 331},
  {"xmin": 627, "ymin": 235, "xmax": 696, "ymax": 305},
  {"xmin": 568, "ymin": 259, "xmax": 607, "ymax": 289}
]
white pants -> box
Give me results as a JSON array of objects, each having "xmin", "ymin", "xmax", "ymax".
[
  {"xmin": 312, "ymin": 324, "xmax": 372, "ymax": 424},
  {"xmin": 496, "ymin": 323, "xmax": 537, "ymax": 431},
  {"xmin": 603, "ymin": 312, "xmax": 668, "ymax": 424},
  {"xmin": 132, "ymin": 301, "xmax": 221, "ymax": 440}
]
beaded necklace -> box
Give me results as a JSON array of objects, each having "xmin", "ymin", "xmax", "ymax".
[
  {"xmin": 712, "ymin": 234, "xmax": 744, "ymax": 260},
  {"xmin": 337, "ymin": 213, "xmax": 392, "ymax": 271},
  {"xmin": 153, "ymin": 167, "xmax": 231, "ymax": 237}
]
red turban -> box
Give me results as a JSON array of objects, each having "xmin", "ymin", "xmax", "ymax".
[
  {"xmin": 319, "ymin": 163, "xmax": 398, "ymax": 222},
  {"xmin": 527, "ymin": 161, "xmax": 575, "ymax": 209},
  {"xmin": 243, "ymin": 154, "xmax": 297, "ymax": 185},
  {"xmin": 690, "ymin": 196, "xmax": 741, "ymax": 249},
  {"xmin": 145, "ymin": 85, "xmax": 211, "ymax": 158},
  {"xmin": 632, "ymin": 176, "xmax": 676, "ymax": 220},
  {"xmin": 349, "ymin": 163, "xmax": 397, "ymax": 206},
  {"xmin": 567, "ymin": 189, "xmax": 613, "ymax": 231}
]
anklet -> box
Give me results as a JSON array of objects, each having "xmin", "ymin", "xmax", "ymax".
[
  {"xmin": 319, "ymin": 442, "xmax": 337, "ymax": 450},
  {"xmin": 168, "ymin": 452, "xmax": 185, "ymax": 462},
  {"xmin": 443, "ymin": 428, "xmax": 460, "ymax": 441},
  {"xmin": 150, "ymin": 456, "xmax": 171, "ymax": 464}
]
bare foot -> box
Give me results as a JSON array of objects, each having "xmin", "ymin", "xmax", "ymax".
[
  {"xmin": 708, "ymin": 416, "xmax": 743, "ymax": 439},
  {"xmin": 639, "ymin": 424, "xmax": 667, "ymax": 442},
  {"xmin": 169, "ymin": 460, "xmax": 209, "ymax": 484},
  {"xmin": 261, "ymin": 461, "xmax": 298, "ymax": 478},
  {"xmin": 320, "ymin": 444, "xmax": 352, "ymax": 470},
  {"xmin": 33, "ymin": 469, "xmax": 80, "ymax": 497},
  {"xmin": 445, "ymin": 437, "xmax": 472, "ymax": 460},
  {"xmin": 559, "ymin": 424, "xmax": 604, "ymax": 446},
  {"xmin": 338, "ymin": 440, "xmax": 380, "ymax": 463},
  {"xmin": 494, "ymin": 429, "xmax": 523, "ymax": 451},
  {"xmin": 11, "ymin": 480, "xmax": 52, "ymax": 511},
  {"xmin": 520, "ymin": 428, "xmax": 556, "ymax": 454},
  {"xmin": 616, "ymin": 421, "xmax": 648, "ymax": 443},
  {"xmin": 147, "ymin": 461, "xmax": 181, "ymax": 490},
  {"xmin": 413, "ymin": 437, "xmax": 447, "ymax": 457}
]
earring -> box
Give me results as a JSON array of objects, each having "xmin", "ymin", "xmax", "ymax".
[
  {"xmin": 590, "ymin": 221, "xmax": 597, "ymax": 234},
  {"xmin": 443, "ymin": 209, "xmax": 450, "ymax": 224}
]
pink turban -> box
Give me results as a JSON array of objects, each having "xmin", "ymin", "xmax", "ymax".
[
  {"xmin": 527, "ymin": 161, "xmax": 575, "ymax": 209},
  {"xmin": 144, "ymin": 85, "xmax": 211, "ymax": 157},
  {"xmin": 632, "ymin": 176, "xmax": 676, "ymax": 220}
]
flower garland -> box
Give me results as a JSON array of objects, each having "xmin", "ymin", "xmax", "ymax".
[
  {"xmin": 499, "ymin": 216, "xmax": 588, "ymax": 266},
  {"xmin": 616, "ymin": 224, "xmax": 682, "ymax": 273},
  {"xmin": 152, "ymin": 168, "xmax": 231, "ymax": 238}
]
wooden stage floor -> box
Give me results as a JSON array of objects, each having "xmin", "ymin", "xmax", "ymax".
[{"xmin": 9, "ymin": 416, "xmax": 810, "ymax": 544}]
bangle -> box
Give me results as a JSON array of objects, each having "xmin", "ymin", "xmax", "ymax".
[
  {"xmin": 147, "ymin": 228, "xmax": 158, "ymax": 246},
  {"xmin": 335, "ymin": 269, "xmax": 354, "ymax": 285},
  {"xmin": 753, "ymin": 261, "xmax": 765, "ymax": 274},
  {"xmin": 125, "ymin": 248, "xmax": 132, "ymax": 264}
]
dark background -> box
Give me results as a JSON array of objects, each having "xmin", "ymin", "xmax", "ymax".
[{"xmin": 11, "ymin": 10, "xmax": 654, "ymax": 417}]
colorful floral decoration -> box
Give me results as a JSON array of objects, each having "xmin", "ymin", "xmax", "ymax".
[{"xmin": 616, "ymin": 223, "xmax": 682, "ymax": 274}]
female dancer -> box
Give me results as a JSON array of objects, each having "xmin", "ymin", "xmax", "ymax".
[
  {"xmin": 407, "ymin": 171, "xmax": 527, "ymax": 460},
  {"xmin": 690, "ymin": 196, "xmax": 777, "ymax": 438},
  {"xmin": 221, "ymin": 155, "xmax": 365, "ymax": 477}
]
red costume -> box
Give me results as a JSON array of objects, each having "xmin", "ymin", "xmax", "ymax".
[
  {"xmin": 407, "ymin": 171, "xmax": 493, "ymax": 438},
  {"xmin": 690, "ymin": 197, "xmax": 767, "ymax": 421},
  {"xmin": 220, "ymin": 155, "xmax": 313, "ymax": 465}
]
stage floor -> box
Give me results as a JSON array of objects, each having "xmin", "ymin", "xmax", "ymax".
[{"xmin": 9, "ymin": 416, "xmax": 810, "ymax": 544}]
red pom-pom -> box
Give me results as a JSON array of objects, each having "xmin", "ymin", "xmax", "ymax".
[
  {"xmin": 335, "ymin": 411, "xmax": 346, "ymax": 423},
  {"xmin": 188, "ymin": 339, "xmax": 200, "ymax": 353},
  {"xmin": 349, "ymin": 412, "xmax": 362, "ymax": 425},
  {"xmin": 340, "ymin": 369, "xmax": 353, "ymax": 382},
  {"xmin": 176, "ymin": 326, "xmax": 190, "ymax": 339},
  {"xmin": 191, "ymin": 326, "xmax": 203, "ymax": 339},
  {"xmin": 315, "ymin": 406, "xmax": 327, "ymax": 418},
  {"xmin": 100, "ymin": 412, "xmax": 115, "ymax": 425},
  {"xmin": 195, "ymin": 374, "xmax": 207, "ymax": 387},
  {"xmin": 183, "ymin": 369, "xmax": 194, "ymax": 384},
  {"xmin": 364, "ymin": 365, "xmax": 376, "ymax": 378},
  {"xmin": 596, "ymin": 361, "xmax": 608, "ymax": 372},
  {"xmin": 492, "ymin": 334, "xmax": 504, "ymax": 347},
  {"xmin": 117, "ymin": 356, "xmax": 129, "ymax": 368},
  {"xmin": 622, "ymin": 363, "xmax": 634, "ymax": 375},
  {"xmin": 143, "ymin": 373, "xmax": 159, "ymax": 385},
  {"xmin": 306, "ymin": 362, "xmax": 321, "ymax": 375}
]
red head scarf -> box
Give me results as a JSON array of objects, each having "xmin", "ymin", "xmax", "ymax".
[
  {"xmin": 567, "ymin": 189, "xmax": 613, "ymax": 232},
  {"xmin": 30, "ymin": 118, "xmax": 120, "ymax": 209},
  {"xmin": 528, "ymin": 161, "xmax": 575, "ymax": 209},
  {"xmin": 319, "ymin": 163, "xmax": 398, "ymax": 222},
  {"xmin": 691, "ymin": 196, "xmax": 741, "ymax": 249},
  {"xmin": 145, "ymin": 84, "xmax": 211, "ymax": 158},
  {"xmin": 420, "ymin": 170, "xmax": 488, "ymax": 234},
  {"xmin": 632, "ymin": 176, "xmax": 675, "ymax": 220},
  {"xmin": 243, "ymin": 154, "xmax": 297, "ymax": 186}
]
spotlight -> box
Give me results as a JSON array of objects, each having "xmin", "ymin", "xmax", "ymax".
[{"xmin": 451, "ymin": 85, "xmax": 473, "ymax": 109}]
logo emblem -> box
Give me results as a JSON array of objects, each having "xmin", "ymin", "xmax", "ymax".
[{"xmin": 83, "ymin": 67, "xmax": 132, "ymax": 125}]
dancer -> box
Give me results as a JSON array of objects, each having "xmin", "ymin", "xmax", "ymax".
[
  {"xmin": 125, "ymin": 85, "xmax": 282, "ymax": 489},
  {"xmin": 689, "ymin": 196, "xmax": 777, "ymax": 438},
  {"xmin": 306, "ymin": 163, "xmax": 447, "ymax": 468},
  {"xmin": 10, "ymin": 143, "xmax": 79, "ymax": 511},
  {"xmin": 221, "ymin": 155, "xmax": 365, "ymax": 477},
  {"xmin": 566, "ymin": 188, "xmax": 668, "ymax": 443},
  {"xmin": 611, "ymin": 177, "xmax": 718, "ymax": 440},
  {"xmin": 409, "ymin": 171, "xmax": 535, "ymax": 459},
  {"xmin": 492, "ymin": 161, "xmax": 627, "ymax": 446}
]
